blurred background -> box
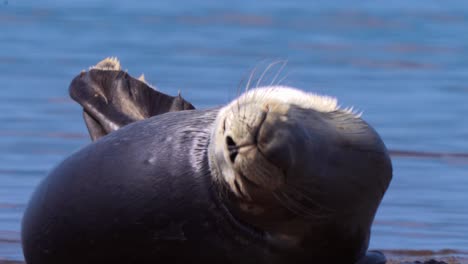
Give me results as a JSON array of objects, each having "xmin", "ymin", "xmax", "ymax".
[{"xmin": 1, "ymin": 0, "xmax": 468, "ymax": 262}]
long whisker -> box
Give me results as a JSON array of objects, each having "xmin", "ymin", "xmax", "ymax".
[
  {"xmin": 276, "ymin": 70, "xmax": 290, "ymax": 86},
  {"xmin": 273, "ymin": 192, "xmax": 307, "ymax": 218},
  {"xmin": 278, "ymin": 191, "xmax": 325, "ymax": 219},
  {"xmin": 245, "ymin": 67, "xmax": 258, "ymax": 92},
  {"xmin": 269, "ymin": 60, "xmax": 288, "ymax": 86},
  {"xmin": 284, "ymin": 184, "xmax": 334, "ymax": 213},
  {"xmin": 256, "ymin": 61, "xmax": 283, "ymax": 89},
  {"xmin": 274, "ymin": 190, "xmax": 332, "ymax": 220}
]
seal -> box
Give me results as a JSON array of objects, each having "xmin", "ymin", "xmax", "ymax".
[{"xmin": 22, "ymin": 58, "xmax": 392, "ymax": 264}]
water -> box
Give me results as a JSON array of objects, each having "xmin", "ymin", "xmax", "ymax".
[{"xmin": 1, "ymin": 0, "xmax": 468, "ymax": 261}]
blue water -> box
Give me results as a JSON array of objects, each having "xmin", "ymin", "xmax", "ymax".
[{"xmin": 1, "ymin": 0, "xmax": 468, "ymax": 261}]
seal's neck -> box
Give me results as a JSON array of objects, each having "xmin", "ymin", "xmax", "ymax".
[{"xmin": 208, "ymin": 147, "xmax": 306, "ymax": 249}]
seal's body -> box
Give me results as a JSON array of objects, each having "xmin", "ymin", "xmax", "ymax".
[
  {"xmin": 22, "ymin": 109, "xmax": 238, "ymax": 263},
  {"xmin": 22, "ymin": 108, "xmax": 352, "ymax": 264},
  {"xmin": 22, "ymin": 59, "xmax": 392, "ymax": 264}
]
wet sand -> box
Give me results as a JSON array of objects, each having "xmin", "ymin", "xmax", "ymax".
[
  {"xmin": 2, "ymin": 237, "xmax": 468, "ymax": 264},
  {"xmin": 386, "ymin": 258, "xmax": 468, "ymax": 264},
  {"xmin": 382, "ymin": 249, "xmax": 468, "ymax": 264},
  {"xmin": 0, "ymin": 259, "xmax": 466, "ymax": 264},
  {"xmin": 1, "ymin": 256, "xmax": 467, "ymax": 264}
]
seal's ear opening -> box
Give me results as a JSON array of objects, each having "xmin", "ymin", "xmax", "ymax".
[{"xmin": 69, "ymin": 58, "xmax": 195, "ymax": 141}]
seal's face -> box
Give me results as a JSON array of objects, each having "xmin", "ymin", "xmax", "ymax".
[
  {"xmin": 211, "ymin": 87, "xmax": 340, "ymax": 199},
  {"xmin": 209, "ymin": 86, "xmax": 392, "ymax": 248}
]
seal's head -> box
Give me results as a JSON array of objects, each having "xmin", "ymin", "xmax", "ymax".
[{"xmin": 208, "ymin": 86, "xmax": 392, "ymax": 258}]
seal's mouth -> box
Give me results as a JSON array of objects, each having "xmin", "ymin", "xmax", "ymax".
[{"xmin": 224, "ymin": 107, "xmax": 267, "ymax": 166}]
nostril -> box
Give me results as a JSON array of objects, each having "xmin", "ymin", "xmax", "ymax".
[
  {"xmin": 226, "ymin": 136, "xmax": 238, "ymax": 163},
  {"xmin": 229, "ymin": 150, "xmax": 238, "ymax": 163},
  {"xmin": 226, "ymin": 136, "xmax": 236, "ymax": 147}
]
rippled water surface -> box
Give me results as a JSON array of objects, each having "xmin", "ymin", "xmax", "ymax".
[{"xmin": 1, "ymin": 0, "xmax": 468, "ymax": 261}]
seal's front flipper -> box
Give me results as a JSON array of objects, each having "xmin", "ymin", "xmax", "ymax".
[
  {"xmin": 69, "ymin": 57, "xmax": 195, "ymax": 141},
  {"xmin": 355, "ymin": 251, "xmax": 387, "ymax": 264}
]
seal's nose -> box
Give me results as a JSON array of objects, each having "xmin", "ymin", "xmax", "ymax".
[
  {"xmin": 223, "ymin": 105, "xmax": 266, "ymax": 162},
  {"xmin": 223, "ymin": 104, "xmax": 297, "ymax": 174},
  {"xmin": 256, "ymin": 112, "xmax": 295, "ymax": 174},
  {"xmin": 221, "ymin": 104, "xmax": 289, "ymax": 191}
]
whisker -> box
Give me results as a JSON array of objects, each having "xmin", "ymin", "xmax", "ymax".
[
  {"xmin": 274, "ymin": 190, "xmax": 331, "ymax": 220},
  {"xmin": 245, "ymin": 67, "xmax": 258, "ymax": 92},
  {"xmin": 284, "ymin": 184, "xmax": 334, "ymax": 213},
  {"xmin": 278, "ymin": 191, "xmax": 319, "ymax": 218},
  {"xmin": 276, "ymin": 71, "xmax": 290, "ymax": 86},
  {"xmin": 273, "ymin": 192, "xmax": 305, "ymax": 217},
  {"xmin": 256, "ymin": 61, "xmax": 284, "ymax": 89},
  {"xmin": 236, "ymin": 69, "xmax": 249, "ymax": 98},
  {"xmin": 269, "ymin": 60, "xmax": 288, "ymax": 86}
]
